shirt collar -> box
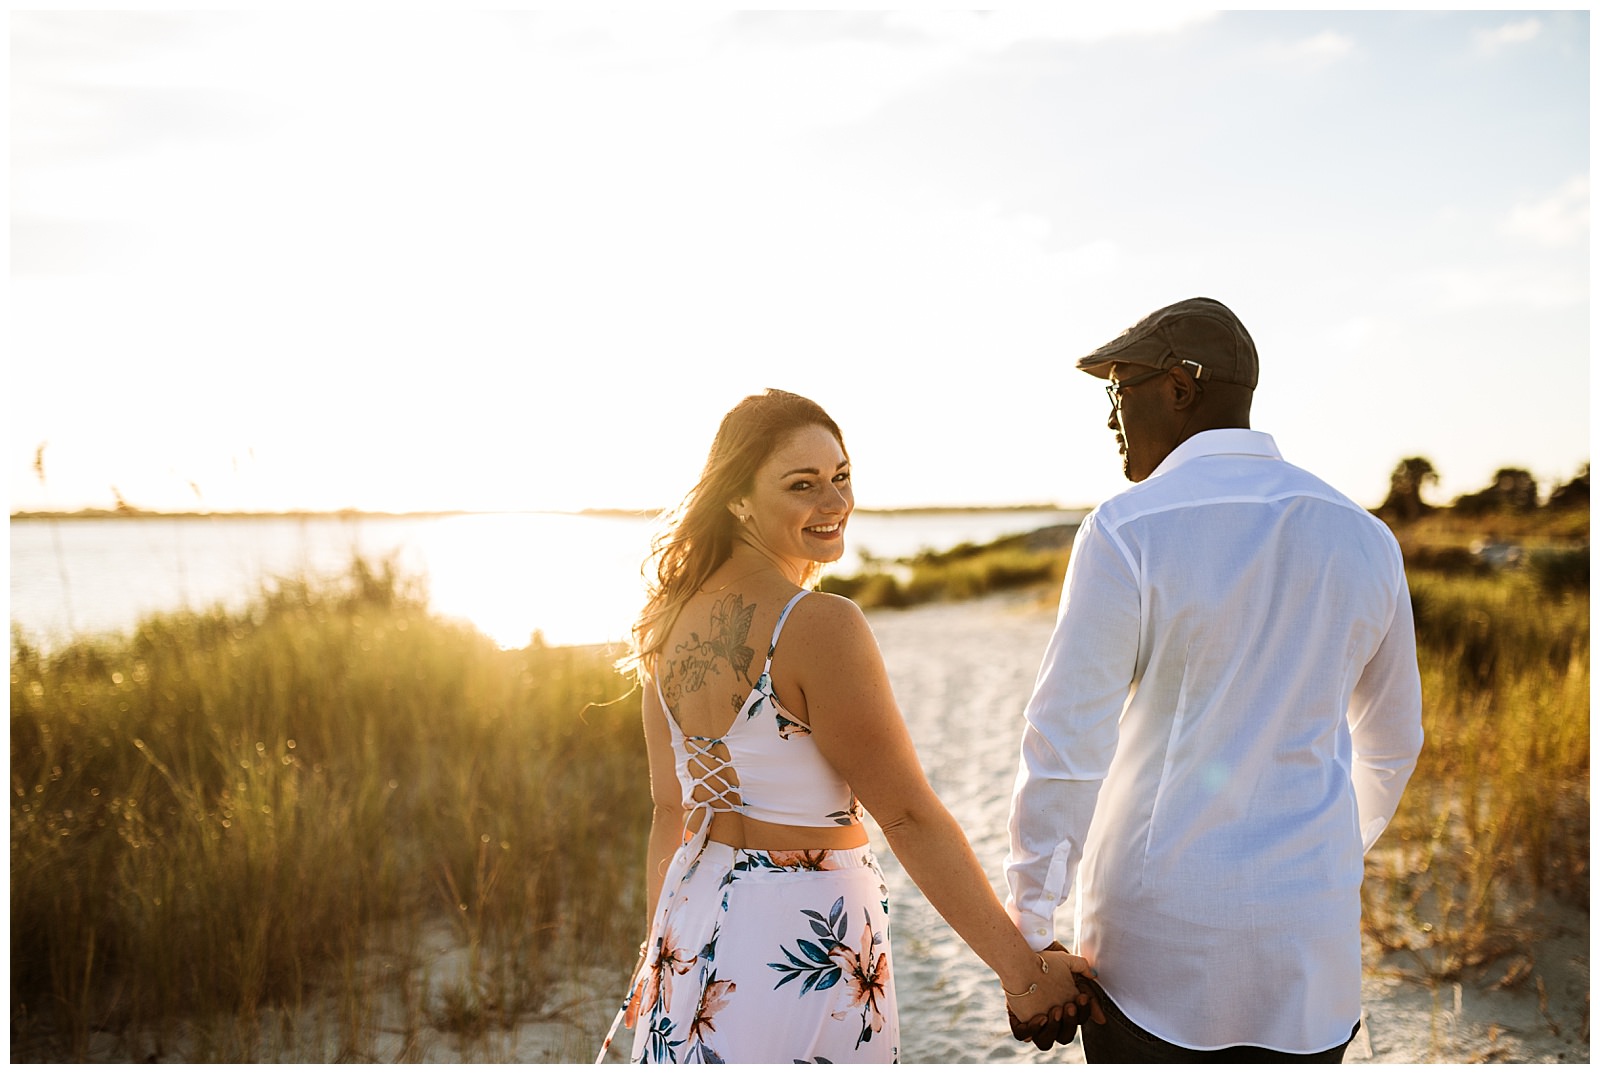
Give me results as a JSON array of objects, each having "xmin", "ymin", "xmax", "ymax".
[{"xmin": 1147, "ymin": 428, "xmax": 1282, "ymax": 481}]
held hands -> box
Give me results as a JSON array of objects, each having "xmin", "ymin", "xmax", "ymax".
[{"xmin": 1004, "ymin": 943, "xmax": 1105, "ymax": 1052}]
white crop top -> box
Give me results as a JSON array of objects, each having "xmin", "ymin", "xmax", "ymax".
[{"xmin": 656, "ymin": 591, "xmax": 863, "ymax": 844}]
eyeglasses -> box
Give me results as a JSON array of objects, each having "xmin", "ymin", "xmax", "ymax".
[
  {"xmin": 1104, "ymin": 366, "xmax": 1167, "ymax": 408},
  {"xmin": 1104, "ymin": 360, "xmax": 1207, "ymax": 409}
]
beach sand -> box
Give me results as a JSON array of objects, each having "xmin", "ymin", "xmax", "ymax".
[{"xmin": 76, "ymin": 591, "xmax": 1588, "ymax": 1063}]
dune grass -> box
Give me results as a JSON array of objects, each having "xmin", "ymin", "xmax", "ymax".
[
  {"xmin": 821, "ymin": 529, "xmax": 1069, "ymax": 607},
  {"xmin": 1360, "ymin": 563, "xmax": 1589, "ymax": 979},
  {"xmin": 10, "ymin": 559, "xmax": 648, "ymax": 1061}
]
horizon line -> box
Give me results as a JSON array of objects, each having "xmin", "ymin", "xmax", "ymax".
[{"xmin": 10, "ymin": 502, "xmax": 1088, "ymax": 522}]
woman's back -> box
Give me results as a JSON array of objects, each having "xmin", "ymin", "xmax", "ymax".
[
  {"xmin": 655, "ymin": 578, "xmax": 797, "ymax": 739},
  {"xmin": 651, "ymin": 581, "xmax": 863, "ymax": 850}
]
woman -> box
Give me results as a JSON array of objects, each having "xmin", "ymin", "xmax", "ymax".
[{"xmin": 600, "ymin": 389, "xmax": 1094, "ymax": 1063}]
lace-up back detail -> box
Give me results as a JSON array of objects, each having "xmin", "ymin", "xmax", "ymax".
[
  {"xmin": 655, "ymin": 591, "xmax": 862, "ymax": 846},
  {"xmin": 681, "ymin": 733, "xmax": 742, "ymax": 819}
]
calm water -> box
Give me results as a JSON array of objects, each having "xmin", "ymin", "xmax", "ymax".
[{"xmin": 10, "ymin": 509, "xmax": 1081, "ymax": 651}]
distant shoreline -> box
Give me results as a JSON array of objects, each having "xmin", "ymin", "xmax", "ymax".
[
  {"xmin": 10, "ymin": 504, "xmax": 1083, "ymax": 522},
  {"xmin": 11, "ymin": 508, "xmax": 479, "ymax": 522}
]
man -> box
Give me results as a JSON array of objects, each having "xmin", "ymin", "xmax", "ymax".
[{"xmin": 1003, "ymin": 297, "xmax": 1424, "ymax": 1061}]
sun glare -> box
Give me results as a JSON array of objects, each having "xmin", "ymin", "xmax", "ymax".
[{"xmin": 417, "ymin": 513, "xmax": 650, "ymax": 649}]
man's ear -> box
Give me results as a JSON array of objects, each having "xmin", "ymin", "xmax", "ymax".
[{"xmin": 1170, "ymin": 365, "xmax": 1204, "ymax": 411}]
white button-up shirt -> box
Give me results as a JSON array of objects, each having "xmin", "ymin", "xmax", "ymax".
[{"xmin": 1005, "ymin": 428, "xmax": 1423, "ymax": 1053}]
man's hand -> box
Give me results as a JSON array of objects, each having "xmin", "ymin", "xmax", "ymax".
[
  {"xmin": 1007, "ymin": 1003, "xmax": 1079, "ymax": 1051},
  {"xmin": 1004, "ymin": 942, "xmax": 1104, "ymax": 1051}
]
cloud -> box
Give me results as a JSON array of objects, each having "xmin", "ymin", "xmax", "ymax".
[
  {"xmin": 1474, "ymin": 16, "xmax": 1541, "ymax": 56},
  {"xmin": 699, "ymin": 9, "xmax": 1217, "ymax": 129},
  {"xmin": 882, "ymin": 8, "xmax": 1216, "ymax": 49},
  {"xmin": 1502, "ymin": 177, "xmax": 1590, "ymax": 248},
  {"xmin": 11, "ymin": 215, "xmax": 142, "ymax": 276},
  {"xmin": 12, "ymin": 14, "xmax": 272, "ymax": 166},
  {"xmin": 1421, "ymin": 263, "xmax": 1588, "ymax": 310},
  {"xmin": 1258, "ymin": 29, "xmax": 1356, "ymax": 68}
]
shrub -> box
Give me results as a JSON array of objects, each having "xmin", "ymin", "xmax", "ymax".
[{"xmin": 1529, "ymin": 547, "xmax": 1590, "ymax": 594}]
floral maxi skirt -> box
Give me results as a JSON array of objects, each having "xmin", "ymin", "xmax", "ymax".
[{"xmin": 628, "ymin": 840, "xmax": 899, "ymax": 1064}]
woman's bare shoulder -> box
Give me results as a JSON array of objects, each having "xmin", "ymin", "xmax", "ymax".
[
  {"xmin": 786, "ymin": 590, "xmax": 877, "ymax": 653},
  {"xmin": 795, "ymin": 589, "xmax": 869, "ymax": 622}
]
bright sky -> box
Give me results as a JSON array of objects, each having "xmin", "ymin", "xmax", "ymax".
[{"xmin": 10, "ymin": 8, "xmax": 1590, "ymax": 515}]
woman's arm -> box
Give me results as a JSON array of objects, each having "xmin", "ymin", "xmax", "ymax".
[
  {"xmin": 640, "ymin": 672, "xmax": 687, "ymax": 930},
  {"xmin": 786, "ymin": 595, "xmax": 1093, "ymax": 1025}
]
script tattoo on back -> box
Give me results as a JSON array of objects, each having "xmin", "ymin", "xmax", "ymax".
[{"xmin": 663, "ymin": 593, "xmax": 758, "ymax": 711}]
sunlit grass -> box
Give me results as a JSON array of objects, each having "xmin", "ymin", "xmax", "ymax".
[
  {"xmin": 821, "ymin": 529, "xmax": 1068, "ymax": 606},
  {"xmin": 1361, "ymin": 564, "xmax": 1589, "ymax": 979},
  {"xmin": 10, "ymin": 559, "xmax": 647, "ymax": 1061}
]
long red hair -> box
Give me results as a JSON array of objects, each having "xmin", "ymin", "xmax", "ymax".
[{"xmin": 619, "ymin": 389, "xmax": 847, "ymax": 681}]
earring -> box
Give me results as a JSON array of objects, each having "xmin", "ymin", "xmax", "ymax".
[{"xmin": 738, "ymin": 515, "xmax": 750, "ymax": 524}]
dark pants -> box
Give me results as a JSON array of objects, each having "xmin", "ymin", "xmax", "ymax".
[{"xmin": 1080, "ymin": 981, "xmax": 1358, "ymax": 1064}]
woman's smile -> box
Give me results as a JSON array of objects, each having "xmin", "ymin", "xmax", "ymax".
[{"xmin": 728, "ymin": 423, "xmax": 855, "ymax": 578}]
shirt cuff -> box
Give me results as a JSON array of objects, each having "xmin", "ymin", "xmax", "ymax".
[{"xmin": 1013, "ymin": 908, "xmax": 1056, "ymax": 952}]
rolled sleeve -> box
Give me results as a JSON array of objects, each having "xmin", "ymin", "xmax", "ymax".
[{"xmin": 1006, "ymin": 761, "xmax": 1102, "ymax": 948}]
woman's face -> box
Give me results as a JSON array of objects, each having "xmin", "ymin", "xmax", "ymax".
[{"xmin": 730, "ymin": 424, "xmax": 853, "ymax": 572}]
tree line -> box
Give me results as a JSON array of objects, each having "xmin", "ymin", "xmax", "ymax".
[{"xmin": 1378, "ymin": 458, "xmax": 1590, "ymax": 523}]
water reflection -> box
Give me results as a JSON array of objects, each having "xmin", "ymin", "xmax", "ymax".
[{"xmin": 11, "ymin": 509, "xmax": 1082, "ymax": 652}]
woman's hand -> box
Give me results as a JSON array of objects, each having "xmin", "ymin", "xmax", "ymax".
[
  {"xmin": 622, "ymin": 945, "xmax": 650, "ymax": 1029},
  {"xmin": 1003, "ymin": 945, "xmax": 1103, "ymax": 1051}
]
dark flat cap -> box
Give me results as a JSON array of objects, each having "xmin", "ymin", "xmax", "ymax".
[{"xmin": 1076, "ymin": 297, "xmax": 1258, "ymax": 388}]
